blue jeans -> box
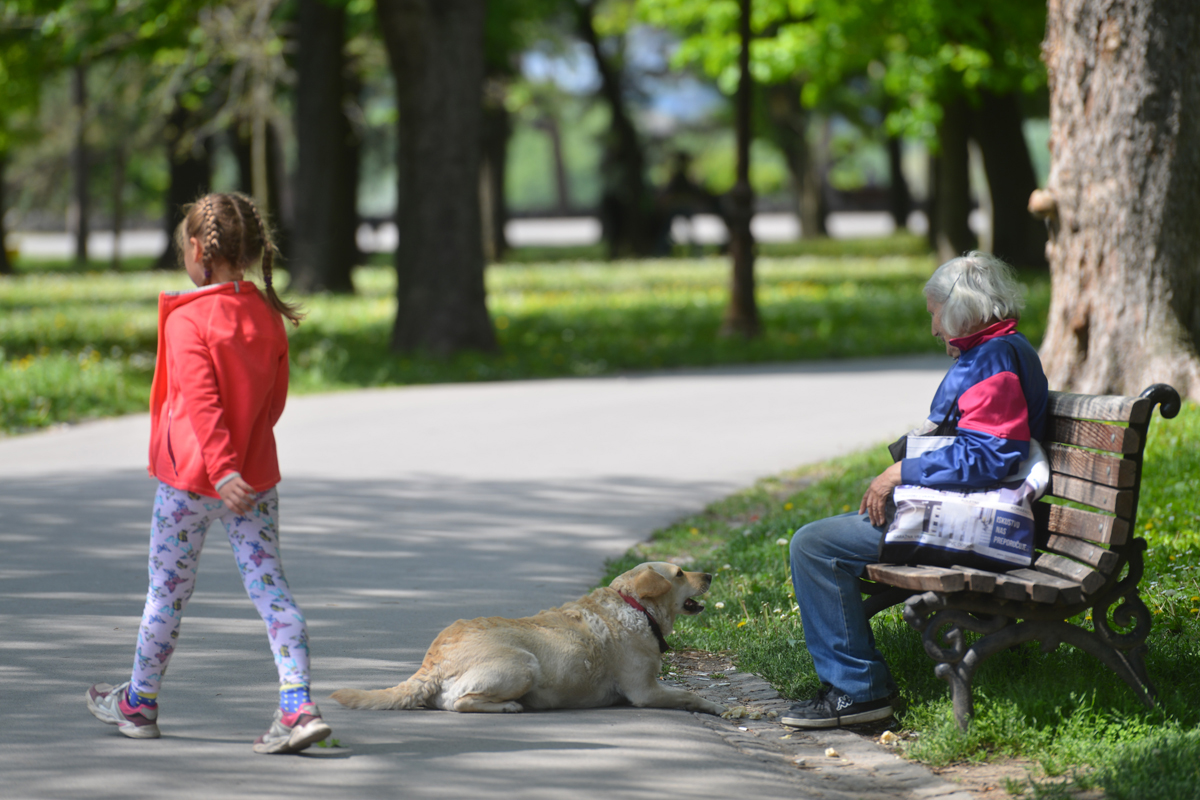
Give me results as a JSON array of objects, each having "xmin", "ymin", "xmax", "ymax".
[{"xmin": 789, "ymin": 512, "xmax": 894, "ymax": 703}]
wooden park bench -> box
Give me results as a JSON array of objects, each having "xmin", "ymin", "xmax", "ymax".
[{"xmin": 861, "ymin": 383, "xmax": 1182, "ymax": 730}]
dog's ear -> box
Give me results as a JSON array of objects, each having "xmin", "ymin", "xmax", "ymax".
[{"xmin": 628, "ymin": 568, "xmax": 672, "ymax": 600}]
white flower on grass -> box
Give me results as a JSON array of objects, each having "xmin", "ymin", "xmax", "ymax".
[
  {"xmin": 715, "ymin": 601, "xmax": 725, "ymax": 609},
  {"xmin": 776, "ymin": 537, "xmax": 789, "ymax": 546}
]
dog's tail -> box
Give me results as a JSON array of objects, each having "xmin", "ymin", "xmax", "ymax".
[{"xmin": 330, "ymin": 677, "xmax": 437, "ymax": 711}]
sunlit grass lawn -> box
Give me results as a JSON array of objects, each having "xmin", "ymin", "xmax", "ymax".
[{"xmin": 0, "ymin": 245, "xmax": 1050, "ymax": 433}]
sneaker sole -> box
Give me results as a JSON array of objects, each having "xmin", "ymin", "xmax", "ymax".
[
  {"xmin": 253, "ymin": 719, "xmax": 332, "ymax": 755},
  {"xmin": 781, "ymin": 705, "xmax": 894, "ymax": 729}
]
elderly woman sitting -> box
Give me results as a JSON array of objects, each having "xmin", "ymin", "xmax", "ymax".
[{"xmin": 782, "ymin": 251, "xmax": 1049, "ymax": 729}]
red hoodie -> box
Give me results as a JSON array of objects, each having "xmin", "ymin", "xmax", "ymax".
[{"xmin": 148, "ymin": 281, "xmax": 289, "ymax": 496}]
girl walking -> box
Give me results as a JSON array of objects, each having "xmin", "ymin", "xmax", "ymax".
[{"xmin": 87, "ymin": 192, "xmax": 331, "ymax": 754}]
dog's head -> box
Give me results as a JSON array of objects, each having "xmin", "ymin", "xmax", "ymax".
[{"xmin": 609, "ymin": 562, "xmax": 712, "ymax": 636}]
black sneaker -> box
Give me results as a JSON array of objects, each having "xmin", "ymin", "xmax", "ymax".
[{"xmin": 780, "ymin": 687, "xmax": 893, "ymax": 729}]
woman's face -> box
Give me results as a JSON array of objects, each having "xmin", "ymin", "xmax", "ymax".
[{"xmin": 927, "ymin": 297, "xmax": 960, "ymax": 358}]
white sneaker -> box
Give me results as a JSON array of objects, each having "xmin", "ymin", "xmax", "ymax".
[
  {"xmin": 252, "ymin": 703, "xmax": 332, "ymax": 754},
  {"xmin": 86, "ymin": 682, "xmax": 161, "ymax": 739}
]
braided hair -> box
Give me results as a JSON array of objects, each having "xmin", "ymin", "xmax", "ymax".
[{"xmin": 178, "ymin": 193, "xmax": 304, "ymax": 326}]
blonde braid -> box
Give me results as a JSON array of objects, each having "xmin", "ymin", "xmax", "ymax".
[
  {"xmin": 201, "ymin": 196, "xmax": 221, "ymax": 283},
  {"xmin": 243, "ymin": 197, "xmax": 274, "ymax": 289}
]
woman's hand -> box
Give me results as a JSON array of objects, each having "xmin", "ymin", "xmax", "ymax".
[
  {"xmin": 860, "ymin": 461, "xmax": 904, "ymax": 527},
  {"xmin": 218, "ymin": 475, "xmax": 256, "ymax": 515}
]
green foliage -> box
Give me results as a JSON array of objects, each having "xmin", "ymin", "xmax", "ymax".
[
  {"xmin": 0, "ymin": 246, "xmax": 1051, "ymax": 434},
  {"xmin": 602, "ymin": 400, "xmax": 1200, "ymax": 791},
  {"xmin": 637, "ymin": 0, "xmax": 1047, "ymax": 142}
]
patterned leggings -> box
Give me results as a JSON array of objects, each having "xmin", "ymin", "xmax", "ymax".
[{"xmin": 131, "ymin": 482, "xmax": 310, "ymax": 695}]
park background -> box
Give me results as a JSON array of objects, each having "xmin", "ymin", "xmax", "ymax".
[{"xmin": 2, "ymin": 2, "xmax": 1199, "ymax": 798}]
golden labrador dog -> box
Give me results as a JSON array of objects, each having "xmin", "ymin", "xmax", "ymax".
[{"xmin": 330, "ymin": 562, "xmax": 725, "ymax": 715}]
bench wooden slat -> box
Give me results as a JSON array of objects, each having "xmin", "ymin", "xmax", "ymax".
[
  {"xmin": 989, "ymin": 569, "xmax": 1064, "ymax": 603},
  {"xmin": 1045, "ymin": 535, "xmax": 1120, "ymax": 574},
  {"xmin": 1037, "ymin": 502, "xmax": 1129, "ymax": 545},
  {"xmin": 1047, "ymin": 392, "xmax": 1152, "ymax": 424},
  {"xmin": 864, "ymin": 564, "xmax": 965, "ymax": 592},
  {"xmin": 1048, "ymin": 418, "xmax": 1140, "ymax": 454},
  {"xmin": 1045, "ymin": 443, "xmax": 1138, "ymax": 488},
  {"xmin": 1033, "ymin": 552, "xmax": 1106, "ymax": 595},
  {"xmin": 1049, "ymin": 474, "xmax": 1134, "ymax": 517}
]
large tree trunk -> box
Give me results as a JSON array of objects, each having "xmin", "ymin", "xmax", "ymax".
[
  {"xmin": 1037, "ymin": 0, "xmax": 1200, "ymax": 399},
  {"xmin": 156, "ymin": 100, "xmax": 211, "ymax": 270},
  {"xmin": 971, "ymin": 89, "xmax": 1047, "ymax": 267},
  {"xmin": 764, "ymin": 82, "xmax": 825, "ymax": 239},
  {"xmin": 291, "ymin": 0, "xmax": 357, "ymax": 293},
  {"xmin": 376, "ymin": 0, "xmax": 496, "ymax": 355},
  {"xmin": 933, "ymin": 95, "xmax": 976, "ymax": 262},
  {"xmin": 69, "ymin": 64, "xmax": 90, "ymax": 268},
  {"xmin": 576, "ymin": 0, "xmax": 658, "ymax": 258},
  {"xmin": 722, "ymin": 0, "xmax": 760, "ymax": 338}
]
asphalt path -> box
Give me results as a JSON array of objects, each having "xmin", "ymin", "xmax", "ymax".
[{"xmin": 0, "ymin": 357, "xmax": 951, "ymax": 800}]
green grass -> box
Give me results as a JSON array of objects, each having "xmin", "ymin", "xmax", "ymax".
[
  {"xmin": 603, "ymin": 402, "xmax": 1200, "ymax": 798},
  {"xmin": 2, "ymin": 237, "xmax": 1051, "ymax": 434}
]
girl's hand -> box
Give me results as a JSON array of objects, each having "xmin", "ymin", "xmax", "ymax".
[
  {"xmin": 218, "ymin": 475, "xmax": 256, "ymax": 515},
  {"xmin": 860, "ymin": 461, "xmax": 904, "ymax": 527}
]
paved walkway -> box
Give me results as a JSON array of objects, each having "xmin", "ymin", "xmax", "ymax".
[{"xmin": 0, "ymin": 358, "xmax": 973, "ymax": 800}]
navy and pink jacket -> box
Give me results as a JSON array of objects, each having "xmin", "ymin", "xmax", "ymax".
[{"xmin": 900, "ymin": 319, "xmax": 1048, "ymax": 491}]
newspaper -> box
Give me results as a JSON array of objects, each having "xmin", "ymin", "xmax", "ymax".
[{"xmin": 885, "ymin": 439, "xmax": 1050, "ymax": 570}]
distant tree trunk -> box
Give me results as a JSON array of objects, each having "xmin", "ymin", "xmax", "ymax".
[
  {"xmin": 1037, "ymin": 0, "xmax": 1200, "ymax": 399},
  {"xmin": 69, "ymin": 64, "xmax": 90, "ymax": 268},
  {"xmin": 0, "ymin": 153, "xmax": 11, "ymax": 275},
  {"xmin": 576, "ymin": 0, "xmax": 657, "ymax": 258},
  {"xmin": 156, "ymin": 100, "xmax": 211, "ymax": 270},
  {"xmin": 481, "ymin": 82, "xmax": 511, "ymax": 262},
  {"xmin": 291, "ymin": 0, "xmax": 356, "ymax": 293},
  {"xmin": 722, "ymin": 0, "xmax": 760, "ymax": 338},
  {"xmin": 886, "ymin": 134, "xmax": 912, "ymax": 231},
  {"xmin": 376, "ymin": 0, "xmax": 496, "ymax": 355},
  {"xmin": 532, "ymin": 114, "xmax": 569, "ymax": 213},
  {"xmin": 971, "ymin": 89, "xmax": 1047, "ymax": 267},
  {"xmin": 933, "ymin": 96, "xmax": 976, "ymax": 262},
  {"xmin": 765, "ymin": 82, "xmax": 824, "ymax": 239},
  {"xmin": 110, "ymin": 145, "xmax": 125, "ymax": 272}
]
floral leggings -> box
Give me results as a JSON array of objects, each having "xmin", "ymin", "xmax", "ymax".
[{"xmin": 131, "ymin": 482, "xmax": 310, "ymax": 695}]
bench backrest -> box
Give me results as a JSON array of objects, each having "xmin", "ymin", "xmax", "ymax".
[{"xmin": 1029, "ymin": 385, "xmax": 1180, "ymax": 606}]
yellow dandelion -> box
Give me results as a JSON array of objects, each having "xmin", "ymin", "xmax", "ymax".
[
  {"xmin": 784, "ymin": 502, "xmax": 793, "ymax": 511},
  {"xmin": 737, "ymin": 620, "xmax": 748, "ymax": 628},
  {"xmin": 689, "ymin": 527, "xmax": 700, "ymax": 535}
]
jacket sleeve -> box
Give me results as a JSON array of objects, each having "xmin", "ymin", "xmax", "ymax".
[
  {"xmin": 167, "ymin": 313, "xmax": 241, "ymax": 486},
  {"xmin": 900, "ymin": 370, "xmax": 1031, "ymax": 490}
]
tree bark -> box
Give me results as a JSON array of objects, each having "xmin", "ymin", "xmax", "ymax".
[
  {"xmin": 1038, "ymin": 0, "xmax": 1200, "ymax": 399},
  {"xmin": 156, "ymin": 100, "xmax": 211, "ymax": 270},
  {"xmin": 722, "ymin": 0, "xmax": 760, "ymax": 338},
  {"xmin": 291, "ymin": 0, "xmax": 357, "ymax": 293},
  {"xmin": 69, "ymin": 64, "xmax": 90, "ymax": 268},
  {"xmin": 376, "ymin": 0, "xmax": 496, "ymax": 355},
  {"xmin": 933, "ymin": 95, "xmax": 976, "ymax": 262},
  {"xmin": 971, "ymin": 89, "xmax": 1047, "ymax": 267}
]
